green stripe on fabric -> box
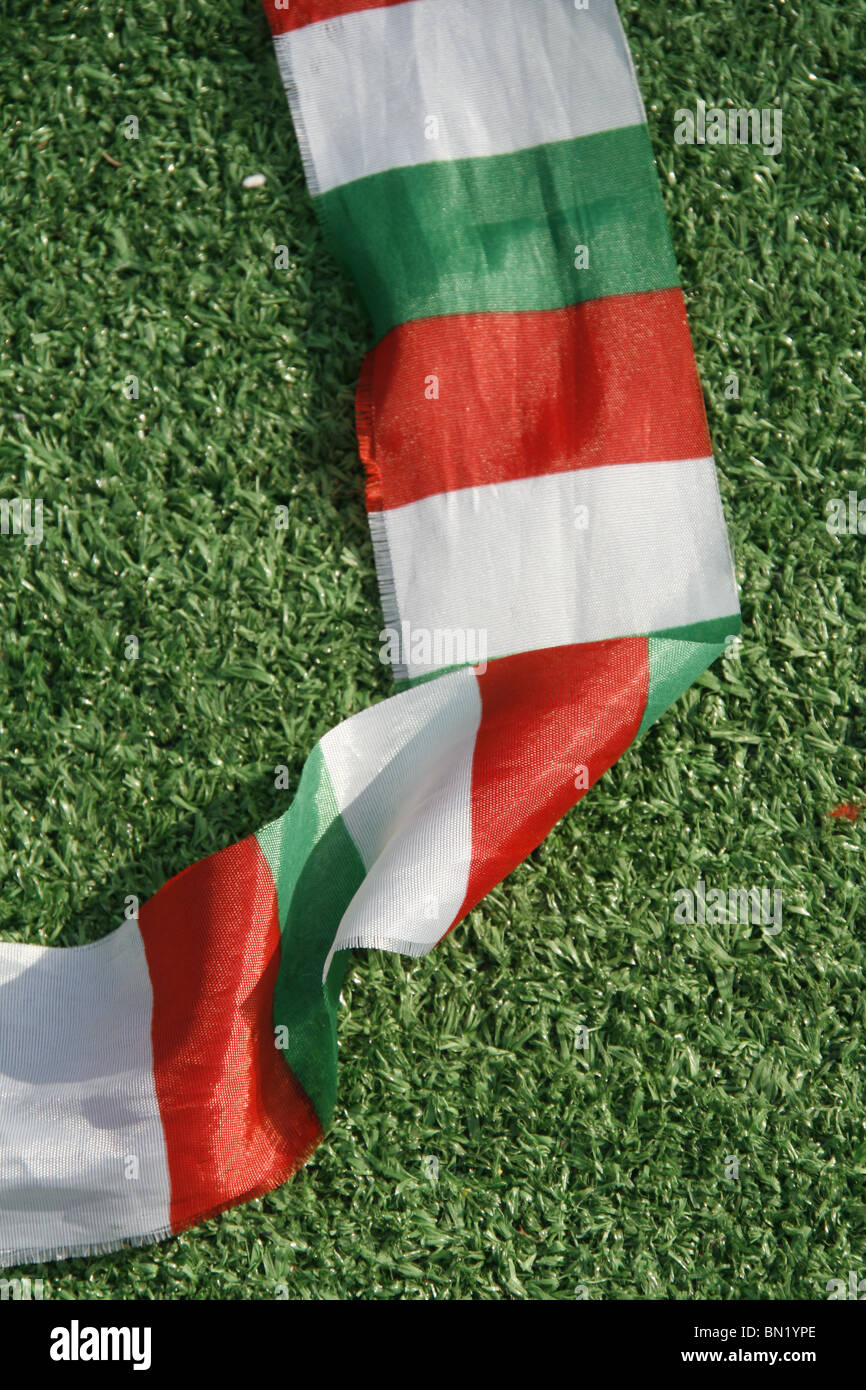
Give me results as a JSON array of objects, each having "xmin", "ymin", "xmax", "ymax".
[
  {"xmin": 652, "ymin": 615, "xmax": 742, "ymax": 645},
  {"xmin": 316, "ymin": 125, "xmax": 679, "ymax": 341},
  {"xmin": 257, "ymin": 744, "xmax": 366, "ymax": 1129},
  {"xmin": 638, "ymin": 614, "xmax": 742, "ymax": 738}
]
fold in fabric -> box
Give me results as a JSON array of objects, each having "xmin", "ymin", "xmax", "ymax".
[{"xmin": 0, "ymin": 0, "xmax": 739, "ymax": 1267}]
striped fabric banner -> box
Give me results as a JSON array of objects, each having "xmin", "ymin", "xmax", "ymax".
[{"xmin": 0, "ymin": 0, "xmax": 739, "ymax": 1266}]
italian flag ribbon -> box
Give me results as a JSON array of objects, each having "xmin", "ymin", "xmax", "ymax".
[{"xmin": 0, "ymin": 0, "xmax": 739, "ymax": 1266}]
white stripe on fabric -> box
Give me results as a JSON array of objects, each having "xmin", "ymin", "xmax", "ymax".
[
  {"xmin": 320, "ymin": 666, "xmax": 481, "ymax": 971},
  {"xmin": 0, "ymin": 920, "xmax": 171, "ymax": 1267},
  {"xmin": 274, "ymin": 0, "xmax": 645, "ymax": 196},
  {"xmin": 375, "ymin": 457, "xmax": 739, "ymax": 679}
]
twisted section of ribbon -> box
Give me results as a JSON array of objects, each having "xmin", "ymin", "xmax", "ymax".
[{"xmin": 0, "ymin": 0, "xmax": 739, "ymax": 1267}]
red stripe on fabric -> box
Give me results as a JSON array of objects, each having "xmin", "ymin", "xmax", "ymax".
[
  {"xmin": 263, "ymin": 0, "xmax": 409, "ymax": 36},
  {"xmin": 452, "ymin": 639, "xmax": 648, "ymax": 927},
  {"xmin": 139, "ymin": 836, "xmax": 322, "ymax": 1235},
  {"xmin": 356, "ymin": 348, "xmax": 383, "ymax": 513},
  {"xmin": 359, "ymin": 290, "xmax": 711, "ymax": 512}
]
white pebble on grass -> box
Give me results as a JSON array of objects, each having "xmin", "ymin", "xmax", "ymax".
[{"xmin": 242, "ymin": 173, "xmax": 266, "ymax": 189}]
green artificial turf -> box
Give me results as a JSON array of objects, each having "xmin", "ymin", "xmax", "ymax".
[{"xmin": 0, "ymin": 0, "xmax": 864, "ymax": 1299}]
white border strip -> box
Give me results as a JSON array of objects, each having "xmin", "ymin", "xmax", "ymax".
[
  {"xmin": 276, "ymin": 0, "xmax": 645, "ymax": 195},
  {"xmin": 320, "ymin": 667, "xmax": 481, "ymax": 970},
  {"xmin": 377, "ymin": 458, "xmax": 739, "ymax": 679},
  {"xmin": 0, "ymin": 921, "xmax": 172, "ymax": 1267}
]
